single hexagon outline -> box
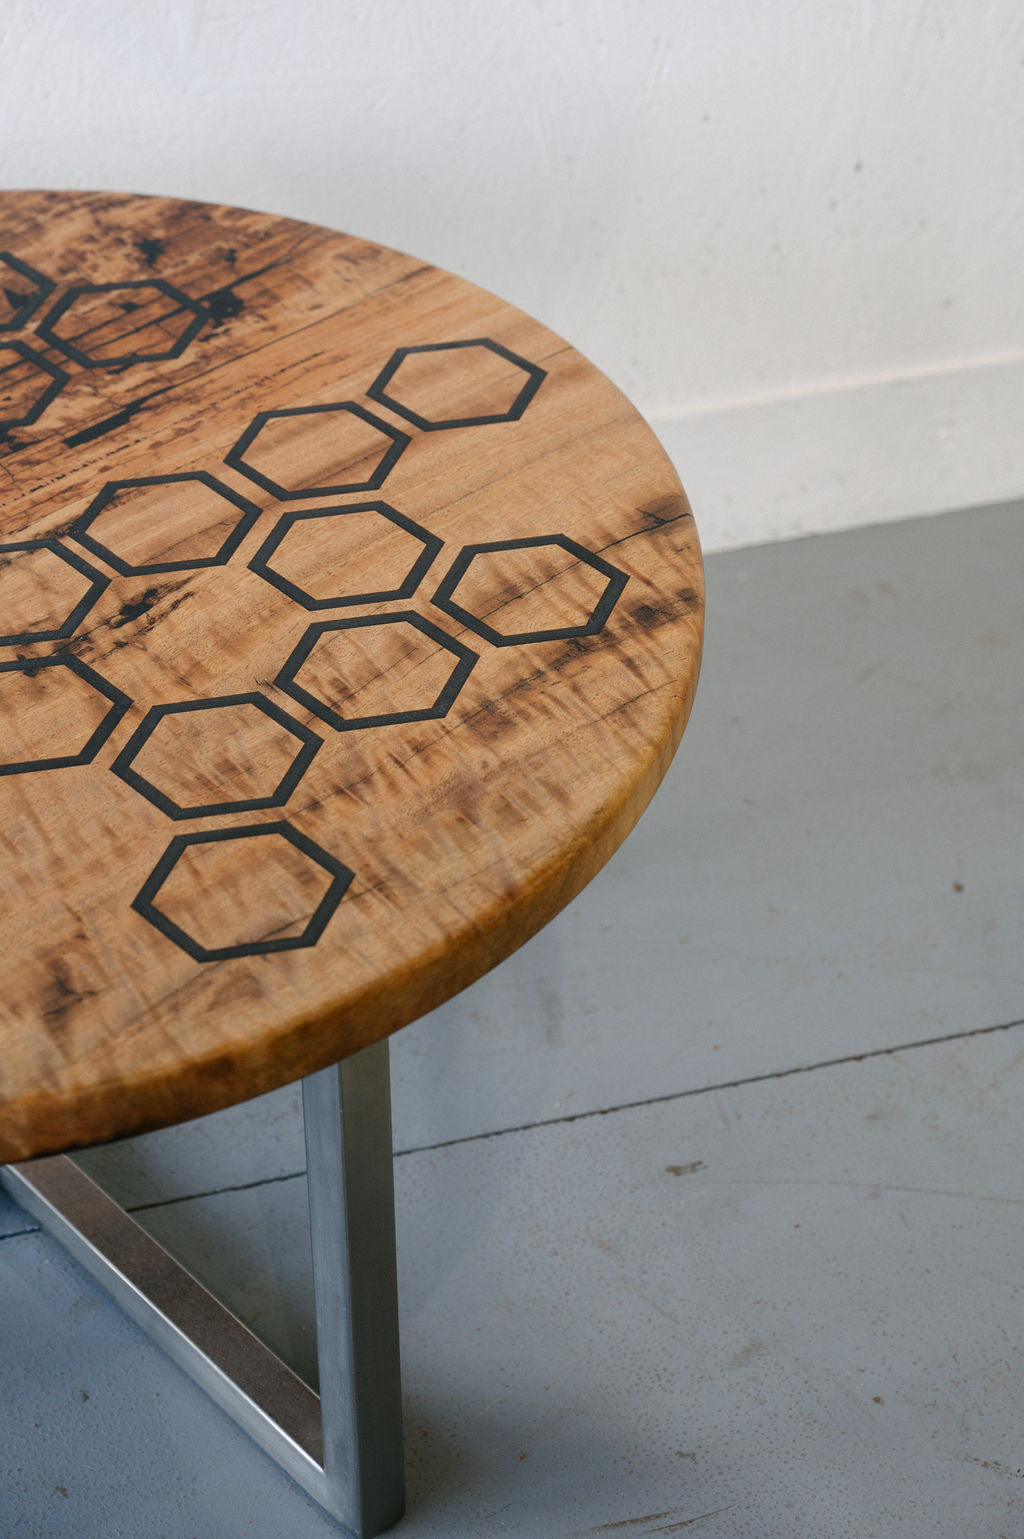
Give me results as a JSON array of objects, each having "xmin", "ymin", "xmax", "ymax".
[
  {"xmin": 0, "ymin": 654, "xmax": 132, "ymax": 776},
  {"xmin": 249, "ymin": 501, "xmax": 443, "ymax": 611},
  {"xmin": 132, "ymin": 820, "xmax": 354, "ymax": 962},
  {"xmin": 225, "ymin": 401, "xmax": 410, "ymax": 500},
  {"xmin": 366, "ymin": 338, "xmax": 546, "ymax": 431},
  {"xmin": 70, "ymin": 471, "xmax": 262, "ymax": 577},
  {"xmin": 36, "ymin": 278, "xmax": 207, "ymax": 368},
  {"xmin": 275, "ymin": 610, "xmax": 478, "ymax": 732},
  {"xmin": 0, "ymin": 340, "xmax": 69, "ymax": 432},
  {"xmin": 0, "ymin": 253, "xmax": 55, "ymax": 331},
  {"xmin": 431, "ymin": 533, "xmax": 629, "ymax": 646},
  {"xmin": 110, "ymin": 692, "xmax": 322, "ymax": 820},
  {"xmin": 0, "ymin": 538, "xmax": 110, "ymax": 646}
]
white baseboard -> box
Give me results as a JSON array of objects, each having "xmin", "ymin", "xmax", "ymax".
[{"xmin": 647, "ymin": 357, "xmax": 1024, "ymax": 553}]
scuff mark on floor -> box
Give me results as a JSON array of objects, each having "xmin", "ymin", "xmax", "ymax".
[
  {"xmin": 651, "ymin": 1512, "xmax": 734, "ymax": 1534},
  {"xmin": 568, "ymin": 1509, "xmax": 683, "ymax": 1534},
  {"xmin": 569, "ymin": 1507, "xmax": 734, "ymax": 1537}
]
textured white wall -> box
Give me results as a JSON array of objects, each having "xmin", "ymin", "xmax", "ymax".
[{"xmin": 1, "ymin": 0, "xmax": 1021, "ymax": 550}]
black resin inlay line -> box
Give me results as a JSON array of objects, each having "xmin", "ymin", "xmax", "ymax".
[
  {"xmin": 0, "ymin": 655, "xmax": 131, "ymax": 776},
  {"xmin": 366, "ymin": 338, "xmax": 546, "ymax": 431},
  {"xmin": 111, "ymin": 693, "xmax": 322, "ymax": 820},
  {"xmin": 37, "ymin": 279, "xmax": 207, "ymax": 369},
  {"xmin": 132, "ymin": 821, "xmax": 354, "ymax": 963},
  {"xmin": 248, "ymin": 502, "xmax": 441, "ymax": 610},
  {"xmin": 275, "ymin": 611, "xmax": 478, "ymax": 733},
  {"xmin": 431, "ymin": 534, "xmax": 629, "ymax": 646}
]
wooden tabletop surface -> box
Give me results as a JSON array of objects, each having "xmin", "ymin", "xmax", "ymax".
[{"xmin": 0, "ymin": 190, "xmax": 703, "ymax": 1163}]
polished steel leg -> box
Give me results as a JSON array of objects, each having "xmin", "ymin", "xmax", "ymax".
[
  {"xmin": 303, "ymin": 1044, "xmax": 404, "ymax": 1534},
  {"xmin": 0, "ymin": 1038, "xmax": 404, "ymax": 1537}
]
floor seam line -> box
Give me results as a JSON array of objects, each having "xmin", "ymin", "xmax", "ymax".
[
  {"xmin": 122, "ymin": 1166, "xmax": 307, "ymax": 1214},
  {"xmin": 15, "ymin": 1015, "xmax": 1020, "ymax": 1218},
  {"xmin": 392, "ymin": 1012, "xmax": 1024, "ymax": 1156}
]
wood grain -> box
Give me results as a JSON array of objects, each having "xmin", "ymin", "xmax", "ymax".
[{"xmin": 0, "ymin": 191, "xmax": 703, "ymax": 1161}]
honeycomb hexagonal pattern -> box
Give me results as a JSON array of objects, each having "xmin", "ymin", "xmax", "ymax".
[
  {"xmin": 0, "ymin": 656, "xmax": 130, "ymax": 776},
  {"xmin": 0, "ymin": 253, "xmax": 54, "ymax": 331},
  {"xmin": 0, "ymin": 243, "xmax": 629, "ymax": 971},
  {"xmin": 226, "ymin": 402, "xmax": 409, "ymax": 500},
  {"xmin": 72, "ymin": 473, "xmax": 261, "ymax": 576},
  {"xmin": 0, "ymin": 540, "xmax": 108, "ymax": 646},
  {"xmin": 275, "ymin": 612, "xmax": 478, "ymax": 732},
  {"xmin": 249, "ymin": 502, "xmax": 441, "ymax": 610},
  {"xmin": 111, "ymin": 694, "xmax": 322, "ymax": 819},
  {"xmin": 367, "ymin": 339, "xmax": 545, "ymax": 430},
  {"xmin": 132, "ymin": 822, "xmax": 354, "ymax": 962},
  {"xmin": 0, "ymin": 342, "xmax": 67, "ymax": 432},
  {"xmin": 37, "ymin": 279, "xmax": 206, "ymax": 367},
  {"xmin": 432, "ymin": 535, "xmax": 629, "ymax": 645}
]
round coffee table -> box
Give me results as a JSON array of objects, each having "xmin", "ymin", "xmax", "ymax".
[{"xmin": 0, "ymin": 190, "xmax": 703, "ymax": 1534}]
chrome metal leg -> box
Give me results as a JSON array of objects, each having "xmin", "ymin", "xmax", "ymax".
[
  {"xmin": 303, "ymin": 1044, "xmax": 404, "ymax": 1533},
  {"xmin": 0, "ymin": 1038, "xmax": 404, "ymax": 1537}
]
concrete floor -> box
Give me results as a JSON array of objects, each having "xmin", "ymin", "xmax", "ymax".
[{"xmin": 2, "ymin": 500, "xmax": 1023, "ymax": 1538}]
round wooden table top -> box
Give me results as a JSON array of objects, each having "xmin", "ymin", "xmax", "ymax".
[{"xmin": 0, "ymin": 190, "xmax": 703, "ymax": 1163}]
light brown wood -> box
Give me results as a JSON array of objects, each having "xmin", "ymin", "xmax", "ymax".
[{"xmin": 0, "ymin": 190, "xmax": 703, "ymax": 1162}]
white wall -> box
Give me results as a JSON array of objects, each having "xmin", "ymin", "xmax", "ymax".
[{"xmin": 1, "ymin": 0, "xmax": 1021, "ymax": 551}]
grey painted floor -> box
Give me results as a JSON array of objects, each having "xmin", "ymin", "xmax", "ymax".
[{"xmin": 2, "ymin": 500, "xmax": 1023, "ymax": 1538}]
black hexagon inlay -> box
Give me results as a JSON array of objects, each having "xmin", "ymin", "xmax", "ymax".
[
  {"xmin": 71, "ymin": 472, "xmax": 261, "ymax": 576},
  {"xmin": 366, "ymin": 338, "xmax": 546, "ymax": 430},
  {"xmin": 0, "ymin": 655, "xmax": 131, "ymax": 776},
  {"xmin": 0, "ymin": 341, "xmax": 68, "ymax": 432},
  {"xmin": 225, "ymin": 401, "xmax": 409, "ymax": 500},
  {"xmin": 132, "ymin": 821, "xmax": 354, "ymax": 962},
  {"xmin": 275, "ymin": 611, "xmax": 477, "ymax": 731},
  {"xmin": 432, "ymin": 534, "xmax": 629, "ymax": 646},
  {"xmin": 0, "ymin": 539, "xmax": 109, "ymax": 645},
  {"xmin": 111, "ymin": 692, "xmax": 322, "ymax": 819},
  {"xmin": 36, "ymin": 279, "xmax": 206, "ymax": 368},
  {"xmin": 0, "ymin": 253, "xmax": 55, "ymax": 331},
  {"xmin": 249, "ymin": 502, "xmax": 442, "ymax": 610}
]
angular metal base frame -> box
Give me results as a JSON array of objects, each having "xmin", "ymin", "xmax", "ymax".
[{"xmin": 0, "ymin": 1039, "xmax": 404, "ymax": 1537}]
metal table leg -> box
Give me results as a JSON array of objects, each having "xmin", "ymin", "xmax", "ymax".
[{"xmin": 0, "ymin": 1038, "xmax": 404, "ymax": 1537}]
